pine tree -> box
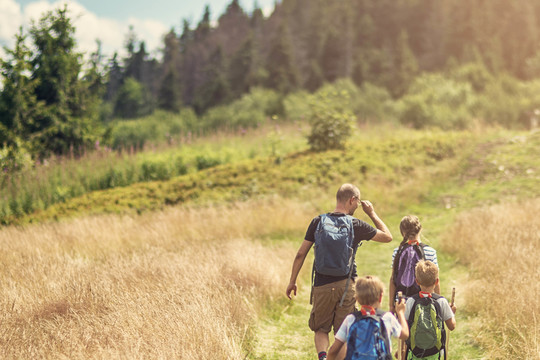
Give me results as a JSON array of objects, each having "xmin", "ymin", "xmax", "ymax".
[
  {"xmin": 192, "ymin": 46, "xmax": 231, "ymax": 114},
  {"xmin": 29, "ymin": 6, "xmax": 101, "ymax": 157},
  {"xmin": 390, "ymin": 30, "xmax": 419, "ymax": 98},
  {"xmin": 265, "ymin": 22, "xmax": 299, "ymax": 93},
  {"xmin": 0, "ymin": 28, "xmax": 41, "ymax": 147},
  {"xmin": 159, "ymin": 29, "xmax": 182, "ymax": 112},
  {"xmin": 229, "ymin": 35, "xmax": 254, "ymax": 98}
]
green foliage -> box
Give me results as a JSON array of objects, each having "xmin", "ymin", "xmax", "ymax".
[
  {"xmin": 265, "ymin": 22, "xmax": 299, "ymax": 93},
  {"xmin": 200, "ymin": 87, "xmax": 282, "ymax": 131},
  {"xmin": 107, "ymin": 110, "xmax": 193, "ymax": 149},
  {"xmin": 0, "ymin": 142, "xmax": 33, "ymax": 173},
  {"xmin": 20, "ymin": 131, "xmax": 476, "ymax": 224},
  {"xmin": 398, "ymin": 73, "xmax": 477, "ymax": 129},
  {"xmin": 283, "ymin": 91, "xmax": 314, "ymax": 122},
  {"xmin": 0, "ymin": 6, "xmax": 102, "ymax": 160},
  {"xmin": 355, "ymin": 82, "xmax": 397, "ymax": 123},
  {"xmin": 448, "ymin": 62, "xmax": 494, "ymax": 92},
  {"xmin": 307, "ymin": 87, "xmax": 355, "ymax": 151},
  {"xmin": 284, "ymin": 79, "xmax": 397, "ymax": 125},
  {"xmin": 0, "ymin": 125, "xmax": 307, "ymax": 225},
  {"xmin": 114, "ymin": 77, "xmax": 154, "ymax": 118}
]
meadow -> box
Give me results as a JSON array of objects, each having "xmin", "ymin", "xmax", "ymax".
[
  {"xmin": 442, "ymin": 199, "xmax": 540, "ymax": 359},
  {"xmin": 0, "ymin": 124, "xmax": 538, "ymax": 359},
  {"xmin": 0, "ymin": 198, "xmax": 311, "ymax": 359}
]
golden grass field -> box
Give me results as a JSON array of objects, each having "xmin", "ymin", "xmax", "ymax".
[
  {"xmin": 442, "ymin": 198, "xmax": 540, "ymax": 359},
  {"xmin": 0, "ymin": 197, "xmax": 313, "ymax": 359}
]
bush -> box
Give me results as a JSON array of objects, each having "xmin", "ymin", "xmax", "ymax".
[
  {"xmin": 200, "ymin": 88, "xmax": 282, "ymax": 132},
  {"xmin": 307, "ymin": 87, "xmax": 355, "ymax": 151},
  {"xmin": 140, "ymin": 159, "xmax": 172, "ymax": 181},
  {"xmin": 448, "ymin": 62, "xmax": 494, "ymax": 92},
  {"xmin": 195, "ymin": 154, "xmax": 222, "ymax": 170},
  {"xmin": 0, "ymin": 143, "xmax": 33, "ymax": 173},
  {"xmin": 354, "ymin": 82, "xmax": 397, "ymax": 123},
  {"xmin": 108, "ymin": 110, "xmax": 198, "ymax": 149},
  {"xmin": 284, "ymin": 90, "xmax": 313, "ymax": 122},
  {"xmin": 475, "ymin": 74, "xmax": 524, "ymax": 128},
  {"xmin": 398, "ymin": 73, "xmax": 477, "ymax": 129}
]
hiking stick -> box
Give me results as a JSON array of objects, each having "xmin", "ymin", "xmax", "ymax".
[
  {"xmin": 397, "ymin": 291, "xmax": 404, "ymax": 360},
  {"xmin": 445, "ymin": 288, "xmax": 456, "ymax": 359}
]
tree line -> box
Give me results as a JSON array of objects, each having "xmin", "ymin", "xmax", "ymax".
[{"xmin": 2, "ymin": 0, "xmax": 540, "ymax": 164}]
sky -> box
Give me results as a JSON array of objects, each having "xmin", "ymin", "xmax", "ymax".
[{"xmin": 0, "ymin": 0, "xmax": 276, "ymax": 60}]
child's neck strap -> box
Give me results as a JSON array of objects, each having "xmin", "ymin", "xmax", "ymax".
[
  {"xmin": 360, "ymin": 305, "xmax": 376, "ymax": 315},
  {"xmin": 419, "ymin": 291, "xmax": 432, "ymax": 298}
]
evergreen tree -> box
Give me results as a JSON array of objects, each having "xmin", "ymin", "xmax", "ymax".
[
  {"xmin": 114, "ymin": 77, "xmax": 153, "ymax": 118},
  {"xmin": 265, "ymin": 22, "xmax": 299, "ymax": 93},
  {"xmin": 0, "ymin": 28, "xmax": 41, "ymax": 147},
  {"xmin": 105, "ymin": 53, "xmax": 123, "ymax": 102},
  {"xmin": 320, "ymin": 29, "xmax": 344, "ymax": 83},
  {"xmin": 391, "ymin": 30, "xmax": 419, "ymax": 97},
  {"xmin": 192, "ymin": 46, "xmax": 231, "ymax": 114},
  {"xmin": 229, "ymin": 35, "xmax": 254, "ymax": 98},
  {"xmin": 195, "ymin": 5, "xmax": 211, "ymax": 40},
  {"xmin": 159, "ymin": 29, "xmax": 182, "ymax": 112},
  {"xmin": 29, "ymin": 6, "xmax": 101, "ymax": 157}
]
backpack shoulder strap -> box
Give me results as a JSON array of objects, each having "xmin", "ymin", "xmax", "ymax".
[
  {"xmin": 413, "ymin": 242, "xmax": 427, "ymax": 260},
  {"xmin": 430, "ymin": 293, "xmax": 445, "ymax": 315},
  {"xmin": 407, "ymin": 294, "xmax": 422, "ymax": 324},
  {"xmin": 373, "ymin": 310, "xmax": 393, "ymax": 360},
  {"xmin": 392, "ymin": 243, "xmax": 409, "ymax": 283}
]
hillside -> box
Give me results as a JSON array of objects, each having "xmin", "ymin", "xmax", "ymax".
[{"xmin": 0, "ymin": 126, "xmax": 538, "ymax": 359}]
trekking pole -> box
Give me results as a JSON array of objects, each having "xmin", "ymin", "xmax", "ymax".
[
  {"xmin": 397, "ymin": 291, "xmax": 403, "ymax": 360},
  {"xmin": 445, "ymin": 288, "xmax": 456, "ymax": 360}
]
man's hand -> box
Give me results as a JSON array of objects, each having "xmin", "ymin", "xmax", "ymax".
[
  {"xmin": 361, "ymin": 200, "xmax": 375, "ymax": 216},
  {"xmin": 286, "ymin": 283, "xmax": 297, "ymax": 299}
]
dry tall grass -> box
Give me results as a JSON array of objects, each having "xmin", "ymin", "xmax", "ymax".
[
  {"xmin": 0, "ymin": 197, "xmax": 314, "ymax": 359},
  {"xmin": 442, "ymin": 198, "xmax": 540, "ymax": 359}
]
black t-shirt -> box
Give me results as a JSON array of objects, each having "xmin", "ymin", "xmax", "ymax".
[{"xmin": 305, "ymin": 212, "xmax": 378, "ymax": 287}]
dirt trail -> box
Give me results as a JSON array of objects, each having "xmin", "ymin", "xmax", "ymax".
[{"xmin": 249, "ymin": 242, "xmax": 486, "ymax": 359}]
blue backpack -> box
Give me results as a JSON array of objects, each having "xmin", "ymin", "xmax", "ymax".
[
  {"xmin": 311, "ymin": 214, "xmax": 358, "ymax": 306},
  {"xmin": 392, "ymin": 242, "xmax": 426, "ymax": 297},
  {"xmin": 345, "ymin": 310, "xmax": 392, "ymax": 360},
  {"xmin": 314, "ymin": 214, "xmax": 355, "ymax": 277}
]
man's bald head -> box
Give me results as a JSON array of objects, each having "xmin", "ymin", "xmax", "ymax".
[{"xmin": 336, "ymin": 183, "xmax": 360, "ymax": 204}]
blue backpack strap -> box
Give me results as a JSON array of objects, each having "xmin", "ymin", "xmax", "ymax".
[{"xmin": 310, "ymin": 214, "xmax": 326, "ymax": 305}]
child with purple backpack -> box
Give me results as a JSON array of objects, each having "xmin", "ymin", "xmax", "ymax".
[
  {"xmin": 389, "ymin": 215, "xmax": 440, "ymax": 313},
  {"xmin": 389, "ymin": 215, "xmax": 440, "ymax": 359}
]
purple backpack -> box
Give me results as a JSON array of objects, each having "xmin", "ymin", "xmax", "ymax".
[{"xmin": 392, "ymin": 242, "xmax": 426, "ymax": 297}]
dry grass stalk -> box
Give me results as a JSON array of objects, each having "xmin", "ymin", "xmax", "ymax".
[
  {"xmin": 0, "ymin": 197, "xmax": 314, "ymax": 359},
  {"xmin": 442, "ymin": 198, "xmax": 540, "ymax": 359}
]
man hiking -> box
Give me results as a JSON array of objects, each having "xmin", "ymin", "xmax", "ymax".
[{"xmin": 286, "ymin": 183, "xmax": 393, "ymax": 360}]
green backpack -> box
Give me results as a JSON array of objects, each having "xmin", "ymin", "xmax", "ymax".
[{"xmin": 406, "ymin": 294, "xmax": 447, "ymax": 360}]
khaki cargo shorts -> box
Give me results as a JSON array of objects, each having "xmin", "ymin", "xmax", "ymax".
[{"xmin": 308, "ymin": 278, "xmax": 356, "ymax": 334}]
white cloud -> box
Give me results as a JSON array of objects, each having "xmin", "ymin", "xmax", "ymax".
[
  {"xmin": 0, "ymin": 0, "xmax": 168, "ymax": 62},
  {"xmin": 0, "ymin": 0, "xmax": 23, "ymax": 41}
]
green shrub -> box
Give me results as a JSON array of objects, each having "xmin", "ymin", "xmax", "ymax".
[
  {"xmin": 307, "ymin": 88, "xmax": 355, "ymax": 151},
  {"xmin": 195, "ymin": 154, "xmax": 222, "ymax": 170},
  {"xmin": 448, "ymin": 62, "xmax": 494, "ymax": 92},
  {"xmin": 398, "ymin": 73, "xmax": 477, "ymax": 129},
  {"xmin": 140, "ymin": 159, "xmax": 171, "ymax": 181},
  {"xmin": 355, "ymin": 82, "xmax": 397, "ymax": 123},
  {"xmin": 284, "ymin": 90, "xmax": 313, "ymax": 122},
  {"xmin": 475, "ymin": 74, "xmax": 524, "ymax": 128}
]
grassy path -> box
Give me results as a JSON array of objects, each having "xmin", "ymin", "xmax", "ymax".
[{"xmin": 251, "ymin": 235, "xmax": 487, "ymax": 359}]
